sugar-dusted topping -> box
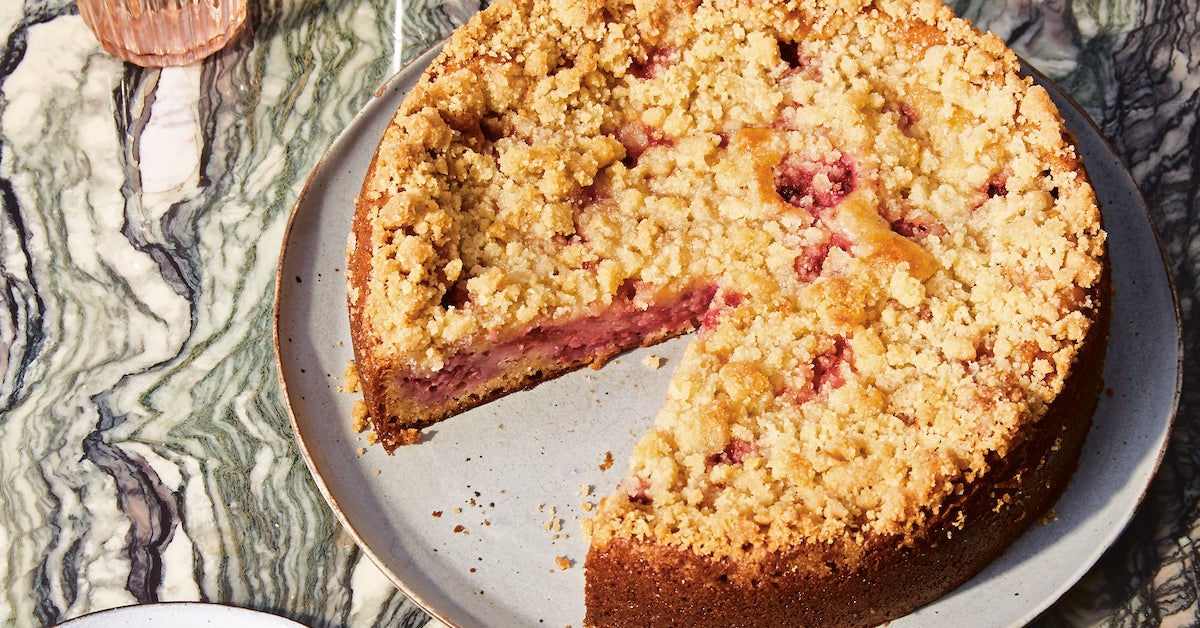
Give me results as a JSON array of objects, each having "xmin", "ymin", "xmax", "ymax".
[{"xmin": 351, "ymin": 0, "xmax": 1104, "ymax": 557}]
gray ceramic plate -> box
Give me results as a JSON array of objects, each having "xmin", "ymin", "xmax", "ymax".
[{"xmin": 273, "ymin": 45, "xmax": 1181, "ymax": 628}]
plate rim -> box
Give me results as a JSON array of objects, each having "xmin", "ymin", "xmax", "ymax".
[
  {"xmin": 1022, "ymin": 56, "xmax": 1184, "ymax": 520},
  {"xmin": 271, "ymin": 42, "xmax": 455, "ymax": 625},
  {"xmin": 1008, "ymin": 61, "xmax": 1184, "ymax": 623},
  {"xmin": 271, "ymin": 47, "xmax": 1183, "ymax": 628},
  {"xmin": 52, "ymin": 602, "xmax": 306, "ymax": 627}
]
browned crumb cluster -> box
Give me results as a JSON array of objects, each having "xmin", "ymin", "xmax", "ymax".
[
  {"xmin": 641, "ymin": 355, "xmax": 665, "ymax": 370},
  {"xmin": 351, "ymin": 400, "xmax": 369, "ymax": 433},
  {"xmin": 340, "ymin": 361, "xmax": 361, "ymax": 393},
  {"xmin": 538, "ymin": 503, "xmax": 568, "ymax": 539}
]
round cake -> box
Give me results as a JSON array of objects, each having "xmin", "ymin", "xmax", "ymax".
[{"xmin": 345, "ymin": 0, "xmax": 1109, "ymax": 623}]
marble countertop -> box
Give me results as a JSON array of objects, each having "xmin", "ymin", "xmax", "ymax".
[{"xmin": 0, "ymin": 0, "xmax": 1195, "ymax": 626}]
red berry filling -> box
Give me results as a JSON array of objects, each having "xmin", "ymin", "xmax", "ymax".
[
  {"xmin": 617, "ymin": 121, "xmax": 673, "ymax": 168},
  {"xmin": 617, "ymin": 278, "xmax": 661, "ymax": 305},
  {"xmin": 793, "ymin": 232, "xmax": 851, "ymax": 283},
  {"xmin": 974, "ymin": 173, "xmax": 1010, "ymax": 210},
  {"xmin": 700, "ymin": 290, "xmax": 746, "ymax": 333},
  {"xmin": 775, "ymin": 153, "xmax": 857, "ymax": 212},
  {"xmin": 985, "ymin": 173, "xmax": 1008, "ymax": 198},
  {"xmin": 440, "ymin": 279, "xmax": 471, "ymax": 310},
  {"xmin": 567, "ymin": 179, "xmax": 614, "ymax": 244},
  {"xmin": 787, "ymin": 336, "xmax": 854, "ymax": 405},
  {"xmin": 706, "ymin": 438, "xmax": 759, "ymax": 467},
  {"xmin": 884, "ymin": 100, "xmax": 919, "ymax": 131},
  {"xmin": 778, "ymin": 40, "xmax": 804, "ymax": 70},
  {"xmin": 629, "ymin": 46, "xmax": 677, "ymax": 80},
  {"xmin": 619, "ymin": 475, "xmax": 652, "ymax": 505},
  {"xmin": 777, "ymin": 38, "xmax": 820, "ymax": 80},
  {"xmin": 879, "ymin": 203, "xmax": 946, "ymax": 241},
  {"xmin": 890, "ymin": 216, "xmax": 947, "ymax": 240},
  {"xmin": 813, "ymin": 336, "xmax": 852, "ymax": 392},
  {"xmin": 793, "ymin": 242, "xmax": 830, "ymax": 283}
]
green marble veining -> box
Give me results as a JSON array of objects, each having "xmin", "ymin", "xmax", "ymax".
[{"xmin": 0, "ymin": 0, "xmax": 459, "ymax": 625}]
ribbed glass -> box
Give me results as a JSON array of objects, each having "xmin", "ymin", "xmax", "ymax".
[{"xmin": 77, "ymin": 0, "xmax": 246, "ymax": 67}]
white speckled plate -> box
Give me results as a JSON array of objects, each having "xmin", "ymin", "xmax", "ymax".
[
  {"xmin": 53, "ymin": 603, "xmax": 306, "ymax": 627},
  {"xmin": 273, "ymin": 45, "xmax": 1181, "ymax": 628}
]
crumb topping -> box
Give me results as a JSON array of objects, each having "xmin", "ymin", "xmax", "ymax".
[{"xmin": 350, "ymin": 0, "xmax": 1104, "ymax": 558}]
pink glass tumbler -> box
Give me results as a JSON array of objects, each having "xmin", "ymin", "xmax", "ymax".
[{"xmin": 77, "ymin": 0, "xmax": 247, "ymax": 67}]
